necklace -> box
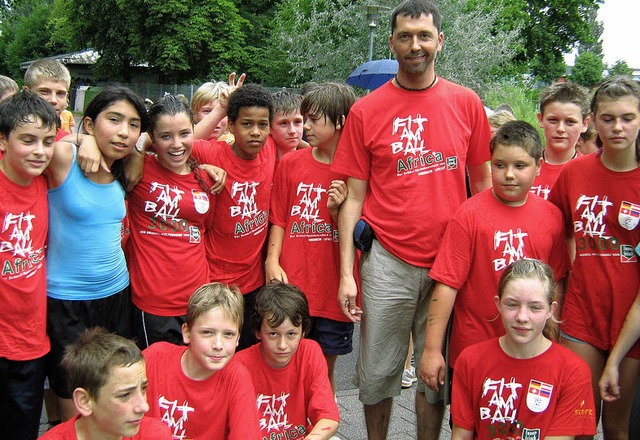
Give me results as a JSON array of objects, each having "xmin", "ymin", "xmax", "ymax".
[{"xmin": 394, "ymin": 74, "xmax": 437, "ymax": 91}]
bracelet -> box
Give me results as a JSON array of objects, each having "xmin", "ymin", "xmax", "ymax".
[{"xmin": 134, "ymin": 144, "xmax": 145, "ymax": 155}]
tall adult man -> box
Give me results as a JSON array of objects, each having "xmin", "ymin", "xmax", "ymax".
[{"xmin": 331, "ymin": 1, "xmax": 492, "ymax": 439}]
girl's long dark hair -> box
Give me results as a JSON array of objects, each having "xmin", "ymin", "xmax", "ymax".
[{"xmin": 83, "ymin": 87, "xmax": 148, "ymax": 188}]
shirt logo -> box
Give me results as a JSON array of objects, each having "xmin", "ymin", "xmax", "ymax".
[
  {"xmin": 526, "ymin": 379, "xmax": 553, "ymax": 413},
  {"xmin": 618, "ymin": 201, "xmax": 640, "ymax": 231}
]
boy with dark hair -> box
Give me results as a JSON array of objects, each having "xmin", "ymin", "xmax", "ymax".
[
  {"xmin": 143, "ymin": 283, "xmax": 260, "ymax": 439},
  {"xmin": 266, "ymin": 82, "xmax": 357, "ymax": 391},
  {"xmin": 0, "ymin": 90, "xmax": 57, "ymax": 440},
  {"xmin": 40, "ymin": 328, "xmax": 171, "ymax": 439},
  {"xmin": 270, "ymin": 90, "xmax": 305, "ymax": 160},
  {"xmin": 420, "ymin": 121, "xmax": 567, "ymax": 424},
  {"xmin": 192, "ymin": 83, "xmax": 277, "ymax": 350},
  {"xmin": 234, "ymin": 282, "xmax": 340, "ymax": 439},
  {"xmin": 530, "ymin": 81, "xmax": 590, "ymax": 199}
]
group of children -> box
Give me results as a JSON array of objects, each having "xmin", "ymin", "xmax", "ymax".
[
  {"xmin": 0, "ymin": 57, "xmax": 356, "ymax": 439},
  {"xmin": 1, "ymin": 52, "xmax": 639, "ymax": 439}
]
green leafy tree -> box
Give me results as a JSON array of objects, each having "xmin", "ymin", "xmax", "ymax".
[
  {"xmin": 607, "ymin": 60, "xmax": 633, "ymax": 78},
  {"xmin": 571, "ymin": 50, "xmax": 604, "ymax": 87},
  {"xmin": 266, "ymin": 0, "xmax": 518, "ymax": 93}
]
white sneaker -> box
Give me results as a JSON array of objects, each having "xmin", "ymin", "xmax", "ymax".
[{"xmin": 401, "ymin": 366, "xmax": 417, "ymax": 388}]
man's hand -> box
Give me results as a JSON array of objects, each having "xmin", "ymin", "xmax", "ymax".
[
  {"xmin": 419, "ymin": 350, "xmax": 446, "ymax": 392},
  {"xmin": 338, "ymin": 275, "xmax": 362, "ymax": 323}
]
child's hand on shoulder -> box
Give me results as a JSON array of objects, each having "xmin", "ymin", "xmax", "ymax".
[{"xmin": 327, "ymin": 179, "xmax": 348, "ymax": 214}]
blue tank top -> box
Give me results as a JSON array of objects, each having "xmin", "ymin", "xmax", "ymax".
[{"xmin": 47, "ymin": 147, "xmax": 129, "ymax": 300}]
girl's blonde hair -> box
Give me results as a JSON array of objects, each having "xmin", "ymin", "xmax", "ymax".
[{"xmin": 497, "ymin": 259, "xmax": 560, "ymax": 341}]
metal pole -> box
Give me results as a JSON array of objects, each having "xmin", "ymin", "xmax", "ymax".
[{"xmin": 368, "ymin": 24, "xmax": 375, "ymax": 62}]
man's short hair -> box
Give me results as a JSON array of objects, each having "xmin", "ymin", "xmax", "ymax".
[
  {"xmin": 251, "ymin": 282, "xmax": 311, "ymax": 335},
  {"xmin": 390, "ymin": 0, "xmax": 442, "ymax": 34},
  {"xmin": 490, "ymin": 120, "xmax": 543, "ymax": 162},
  {"xmin": 300, "ymin": 82, "xmax": 357, "ymax": 129},
  {"xmin": 0, "ymin": 90, "xmax": 58, "ymax": 138},
  {"xmin": 539, "ymin": 82, "xmax": 589, "ymax": 118},
  {"xmin": 23, "ymin": 58, "xmax": 71, "ymax": 90},
  {"xmin": 62, "ymin": 328, "xmax": 143, "ymax": 399},
  {"xmin": 271, "ymin": 90, "xmax": 302, "ymax": 117},
  {"xmin": 185, "ymin": 283, "xmax": 244, "ymax": 331},
  {"xmin": 227, "ymin": 84, "xmax": 273, "ymax": 123}
]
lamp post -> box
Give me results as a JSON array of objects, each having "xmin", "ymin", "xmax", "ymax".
[{"xmin": 366, "ymin": 5, "xmax": 389, "ymax": 62}]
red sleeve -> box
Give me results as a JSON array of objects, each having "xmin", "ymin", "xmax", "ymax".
[
  {"xmin": 304, "ymin": 341, "xmax": 340, "ymax": 424},
  {"xmin": 331, "ymin": 107, "xmax": 370, "ymax": 180},
  {"xmin": 269, "ymin": 155, "xmax": 289, "ymax": 228},
  {"xmin": 548, "ymin": 167, "xmax": 573, "ymax": 236},
  {"xmin": 429, "ymin": 211, "xmax": 473, "ymax": 289},
  {"xmin": 192, "ymin": 139, "xmax": 222, "ymax": 166},
  {"xmin": 133, "ymin": 417, "xmax": 172, "ymax": 439},
  {"xmin": 464, "ymin": 97, "xmax": 492, "ymax": 168},
  {"xmin": 449, "ymin": 348, "xmax": 476, "ymax": 430},
  {"xmin": 227, "ymin": 364, "xmax": 261, "ymax": 440},
  {"xmin": 545, "ymin": 354, "xmax": 597, "ymax": 436}
]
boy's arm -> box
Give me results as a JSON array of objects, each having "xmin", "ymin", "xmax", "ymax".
[
  {"xmin": 123, "ymin": 133, "xmax": 152, "ymax": 191},
  {"xmin": 326, "ymin": 179, "xmax": 347, "ymax": 223},
  {"xmin": 599, "ymin": 289, "xmax": 640, "ymax": 402},
  {"xmin": 305, "ymin": 418, "xmax": 339, "ymax": 439},
  {"xmin": 59, "ymin": 133, "xmax": 108, "ymax": 175},
  {"xmin": 265, "ymin": 224, "xmax": 288, "ymax": 283},
  {"xmin": 337, "ymin": 177, "xmax": 367, "ymax": 322},
  {"xmin": 198, "ymin": 164, "xmax": 227, "ymax": 194},
  {"xmin": 44, "ymin": 141, "xmax": 75, "ymax": 188},
  {"xmin": 419, "ymin": 282, "xmax": 457, "ymax": 392},
  {"xmin": 451, "ymin": 425, "xmax": 474, "ymax": 440},
  {"xmin": 466, "ymin": 161, "xmax": 491, "ymax": 195}
]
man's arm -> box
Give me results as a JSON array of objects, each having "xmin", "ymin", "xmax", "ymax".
[
  {"xmin": 337, "ymin": 177, "xmax": 367, "ymax": 322},
  {"xmin": 419, "ymin": 282, "xmax": 457, "ymax": 392},
  {"xmin": 466, "ymin": 161, "xmax": 491, "ymax": 195}
]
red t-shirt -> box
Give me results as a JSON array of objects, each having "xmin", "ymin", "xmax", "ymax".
[
  {"xmin": 332, "ymin": 78, "xmax": 491, "ymax": 267},
  {"xmin": 39, "ymin": 414, "xmax": 172, "ymax": 439},
  {"xmin": 451, "ymin": 339, "xmax": 596, "ymax": 438},
  {"xmin": 143, "ymin": 342, "xmax": 260, "ymax": 440},
  {"xmin": 234, "ymin": 339, "xmax": 339, "ymax": 438},
  {"xmin": 0, "ymin": 172, "xmax": 49, "ymax": 361},
  {"xmin": 270, "ymin": 148, "xmax": 348, "ymax": 321},
  {"xmin": 430, "ymin": 189, "xmax": 567, "ymax": 366},
  {"xmin": 127, "ymin": 154, "xmax": 213, "ymax": 316},
  {"xmin": 193, "ymin": 139, "xmax": 276, "ymax": 293},
  {"xmin": 550, "ymin": 153, "xmax": 640, "ymax": 357},
  {"xmin": 530, "ymin": 152, "xmax": 582, "ymax": 200}
]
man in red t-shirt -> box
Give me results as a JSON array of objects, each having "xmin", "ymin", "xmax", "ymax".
[{"xmin": 331, "ymin": 2, "xmax": 491, "ymax": 438}]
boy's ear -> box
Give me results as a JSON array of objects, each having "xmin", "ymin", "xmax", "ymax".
[
  {"xmin": 536, "ymin": 112, "xmax": 544, "ymax": 128},
  {"xmin": 0, "ymin": 133, "xmax": 7, "ymax": 153},
  {"xmin": 494, "ymin": 295, "xmax": 501, "ymax": 311},
  {"xmin": 73, "ymin": 387, "xmax": 93, "ymax": 417},
  {"xmin": 22, "ymin": 85, "xmax": 29, "ymax": 92},
  {"xmin": 535, "ymin": 157, "xmax": 543, "ymax": 176},
  {"xmin": 580, "ymin": 115, "xmax": 591, "ymax": 133},
  {"xmin": 82, "ymin": 117, "xmax": 95, "ymax": 135},
  {"xmin": 181, "ymin": 322, "xmax": 191, "ymax": 345},
  {"xmin": 335, "ymin": 115, "xmax": 345, "ymax": 131}
]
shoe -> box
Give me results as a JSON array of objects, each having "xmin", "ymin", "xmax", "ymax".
[{"xmin": 401, "ymin": 366, "xmax": 417, "ymax": 388}]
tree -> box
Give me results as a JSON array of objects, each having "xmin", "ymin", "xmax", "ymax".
[
  {"xmin": 607, "ymin": 60, "xmax": 633, "ymax": 78},
  {"xmin": 571, "ymin": 50, "xmax": 604, "ymax": 87},
  {"xmin": 266, "ymin": 0, "xmax": 518, "ymax": 93}
]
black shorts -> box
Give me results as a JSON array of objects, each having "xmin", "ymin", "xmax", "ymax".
[
  {"xmin": 133, "ymin": 304, "xmax": 186, "ymax": 349},
  {"xmin": 307, "ymin": 317, "xmax": 354, "ymax": 356},
  {"xmin": 46, "ymin": 286, "xmax": 132, "ymax": 398},
  {"xmin": 0, "ymin": 356, "xmax": 46, "ymax": 440}
]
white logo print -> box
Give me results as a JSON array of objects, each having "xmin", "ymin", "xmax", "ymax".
[
  {"xmin": 493, "ymin": 229, "xmax": 528, "ymax": 271},
  {"xmin": 230, "ymin": 180, "xmax": 260, "ymax": 218},
  {"xmin": 574, "ymin": 194, "xmax": 613, "ymax": 238},
  {"xmin": 480, "ymin": 377, "xmax": 522, "ymax": 424},
  {"xmin": 145, "ymin": 182, "xmax": 185, "ymax": 221},
  {"xmin": 157, "ymin": 395, "xmax": 195, "ymax": 440},
  {"xmin": 290, "ymin": 182, "xmax": 326, "ymax": 222},
  {"xmin": 1, "ymin": 211, "xmax": 35, "ymax": 257}
]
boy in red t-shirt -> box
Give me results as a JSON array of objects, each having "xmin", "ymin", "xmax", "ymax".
[
  {"xmin": 420, "ymin": 121, "xmax": 567, "ymax": 399},
  {"xmin": 270, "ymin": 90, "xmax": 307, "ymax": 162},
  {"xmin": 40, "ymin": 328, "xmax": 171, "ymax": 440},
  {"xmin": 266, "ymin": 82, "xmax": 357, "ymax": 391},
  {"xmin": 143, "ymin": 283, "xmax": 260, "ymax": 440},
  {"xmin": 234, "ymin": 282, "xmax": 340, "ymax": 439},
  {"xmin": 0, "ymin": 91, "xmax": 58, "ymax": 440},
  {"xmin": 530, "ymin": 82, "xmax": 590, "ymax": 199}
]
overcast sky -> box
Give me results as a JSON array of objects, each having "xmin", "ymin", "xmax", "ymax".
[{"xmin": 598, "ymin": 0, "xmax": 639, "ymax": 67}]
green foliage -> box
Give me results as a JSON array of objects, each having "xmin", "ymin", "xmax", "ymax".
[
  {"xmin": 607, "ymin": 60, "xmax": 633, "ymax": 78},
  {"xmin": 483, "ymin": 79, "xmax": 540, "ymax": 129},
  {"xmin": 571, "ymin": 50, "xmax": 604, "ymax": 87}
]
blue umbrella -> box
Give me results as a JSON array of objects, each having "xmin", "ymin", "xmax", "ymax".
[{"xmin": 346, "ymin": 59, "xmax": 398, "ymax": 90}]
